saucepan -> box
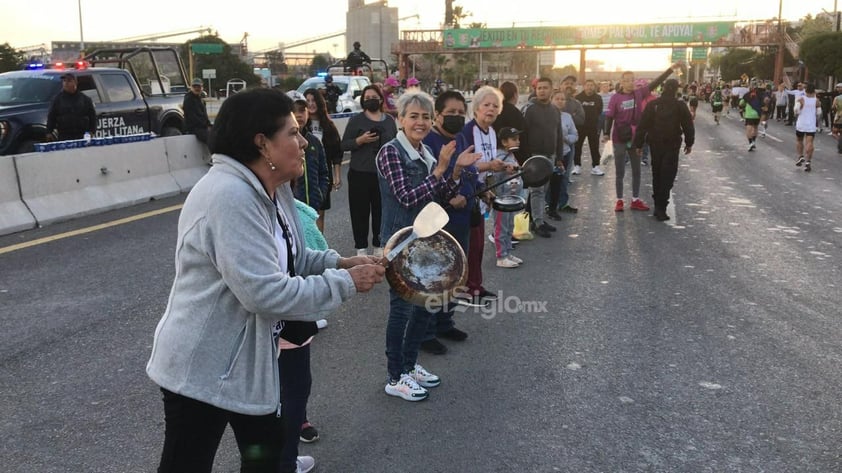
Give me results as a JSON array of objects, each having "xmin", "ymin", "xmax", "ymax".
[{"xmin": 491, "ymin": 195, "xmax": 526, "ymax": 212}]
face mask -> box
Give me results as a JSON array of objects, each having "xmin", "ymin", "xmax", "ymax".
[
  {"xmin": 441, "ymin": 115, "xmax": 465, "ymax": 134},
  {"xmin": 363, "ymin": 99, "xmax": 381, "ymax": 112}
]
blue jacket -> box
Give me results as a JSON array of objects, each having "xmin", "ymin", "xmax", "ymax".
[{"xmin": 294, "ymin": 133, "xmax": 330, "ymax": 211}]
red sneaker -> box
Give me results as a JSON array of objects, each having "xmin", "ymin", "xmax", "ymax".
[
  {"xmin": 630, "ymin": 199, "xmax": 650, "ymax": 211},
  {"xmin": 614, "ymin": 199, "xmax": 624, "ymax": 212}
]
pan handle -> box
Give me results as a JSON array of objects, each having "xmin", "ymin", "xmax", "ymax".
[{"xmin": 467, "ymin": 170, "xmax": 525, "ymax": 199}]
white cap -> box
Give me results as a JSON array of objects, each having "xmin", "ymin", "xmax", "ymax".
[{"xmin": 286, "ymin": 90, "xmax": 306, "ymax": 103}]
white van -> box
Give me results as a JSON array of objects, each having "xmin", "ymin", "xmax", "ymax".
[{"xmin": 297, "ymin": 75, "xmax": 371, "ymax": 114}]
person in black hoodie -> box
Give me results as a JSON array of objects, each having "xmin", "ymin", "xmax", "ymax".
[
  {"xmin": 632, "ymin": 79, "xmax": 694, "ymax": 221},
  {"xmin": 46, "ymin": 73, "xmax": 96, "ymax": 141},
  {"xmin": 493, "ymin": 81, "xmax": 528, "ymax": 164}
]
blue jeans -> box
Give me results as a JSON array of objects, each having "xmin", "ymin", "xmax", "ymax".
[
  {"xmin": 423, "ymin": 222, "xmax": 469, "ymax": 341},
  {"xmin": 386, "ymin": 288, "xmax": 433, "ymax": 380}
]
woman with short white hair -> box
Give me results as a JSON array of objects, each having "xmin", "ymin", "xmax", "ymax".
[{"xmin": 377, "ymin": 91, "xmax": 480, "ymax": 401}]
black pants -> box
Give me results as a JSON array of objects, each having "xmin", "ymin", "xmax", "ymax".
[
  {"xmin": 775, "ymin": 105, "xmax": 786, "ymax": 120},
  {"xmin": 347, "ymin": 168, "xmax": 382, "ymax": 249},
  {"xmin": 650, "ymin": 144, "xmax": 681, "ymax": 211},
  {"xmin": 157, "ymin": 388, "xmax": 288, "ymax": 473},
  {"xmin": 574, "ymin": 127, "xmax": 601, "ymax": 167},
  {"xmin": 279, "ymin": 344, "xmax": 312, "ymax": 472},
  {"xmin": 547, "ymin": 171, "xmax": 564, "ymax": 211}
]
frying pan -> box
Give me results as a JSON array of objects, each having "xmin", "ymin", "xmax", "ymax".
[{"xmin": 470, "ymin": 155, "xmax": 553, "ymax": 198}]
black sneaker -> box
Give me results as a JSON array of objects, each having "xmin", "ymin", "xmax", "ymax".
[
  {"xmin": 438, "ymin": 327, "xmax": 468, "ymax": 341},
  {"xmin": 300, "ymin": 422, "xmax": 320, "ymax": 443},
  {"xmin": 560, "ymin": 205, "xmax": 578, "ymax": 213},
  {"xmin": 533, "ymin": 225, "xmax": 552, "ymax": 238},
  {"xmin": 795, "ymin": 156, "xmax": 805, "ymax": 167},
  {"xmin": 540, "ymin": 222, "xmax": 557, "ymax": 232},
  {"xmin": 420, "ymin": 338, "xmax": 448, "ymax": 355},
  {"xmin": 546, "ymin": 211, "xmax": 562, "ymax": 221},
  {"xmin": 805, "ymin": 162, "xmax": 812, "ymax": 172}
]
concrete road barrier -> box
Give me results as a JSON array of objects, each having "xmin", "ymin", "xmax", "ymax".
[
  {"xmin": 333, "ymin": 115, "xmax": 350, "ymax": 138},
  {"xmin": 0, "ymin": 156, "xmax": 36, "ymax": 236},
  {"xmin": 164, "ymin": 135, "xmax": 210, "ymax": 191},
  {"xmin": 17, "ymin": 140, "xmax": 181, "ymax": 226}
]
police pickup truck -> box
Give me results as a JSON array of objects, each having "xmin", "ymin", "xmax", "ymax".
[{"xmin": 0, "ymin": 47, "xmax": 188, "ymax": 155}]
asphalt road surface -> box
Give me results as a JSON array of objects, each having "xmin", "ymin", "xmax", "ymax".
[{"xmin": 1, "ymin": 105, "xmax": 841, "ymax": 472}]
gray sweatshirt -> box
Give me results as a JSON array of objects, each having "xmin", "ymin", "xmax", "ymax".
[{"xmin": 147, "ymin": 154, "xmax": 356, "ymax": 415}]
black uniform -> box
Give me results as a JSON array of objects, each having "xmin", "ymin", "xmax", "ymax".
[
  {"xmin": 633, "ymin": 92, "xmax": 695, "ymax": 216},
  {"xmin": 345, "ymin": 48, "xmax": 371, "ymax": 70},
  {"xmin": 183, "ymin": 92, "xmax": 211, "ymax": 144},
  {"xmin": 46, "ymin": 90, "xmax": 96, "ymax": 140},
  {"xmin": 323, "ymin": 83, "xmax": 342, "ymax": 113}
]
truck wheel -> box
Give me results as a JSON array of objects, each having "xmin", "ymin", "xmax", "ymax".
[
  {"xmin": 160, "ymin": 127, "xmax": 182, "ymax": 137},
  {"xmin": 15, "ymin": 140, "xmax": 36, "ymax": 154}
]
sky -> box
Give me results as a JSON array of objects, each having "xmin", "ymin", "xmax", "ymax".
[{"xmin": 2, "ymin": 0, "xmax": 838, "ymax": 70}]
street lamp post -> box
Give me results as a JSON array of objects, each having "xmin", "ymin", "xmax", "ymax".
[
  {"xmin": 773, "ymin": 0, "xmax": 784, "ymax": 84},
  {"xmin": 77, "ymin": 0, "xmax": 85, "ymax": 56}
]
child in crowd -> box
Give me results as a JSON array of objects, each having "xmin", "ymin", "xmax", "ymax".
[
  {"xmin": 289, "ymin": 93, "xmax": 330, "ymax": 212},
  {"xmin": 492, "ymin": 127, "xmax": 524, "ymax": 268}
]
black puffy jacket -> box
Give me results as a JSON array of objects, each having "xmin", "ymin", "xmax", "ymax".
[{"xmin": 46, "ymin": 91, "xmax": 96, "ymax": 140}]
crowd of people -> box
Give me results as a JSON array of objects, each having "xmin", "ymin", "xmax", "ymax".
[{"xmin": 146, "ymin": 62, "xmax": 842, "ymax": 471}]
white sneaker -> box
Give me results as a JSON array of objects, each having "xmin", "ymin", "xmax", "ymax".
[
  {"xmin": 496, "ymin": 257, "xmax": 519, "ymax": 268},
  {"xmin": 591, "ymin": 165, "xmax": 605, "ymax": 176},
  {"xmin": 507, "ymin": 254, "xmax": 523, "ymax": 264},
  {"xmin": 355, "ymin": 248, "xmax": 367, "ymax": 256},
  {"xmin": 385, "ymin": 373, "xmax": 428, "ymax": 401},
  {"xmin": 297, "ymin": 456, "xmax": 315, "ymax": 473},
  {"xmin": 316, "ymin": 319, "xmax": 328, "ymax": 329},
  {"xmin": 409, "ymin": 363, "xmax": 441, "ymax": 388},
  {"xmin": 748, "ymin": 142, "xmax": 756, "ymax": 151},
  {"xmin": 372, "ymin": 247, "xmax": 384, "ymax": 257},
  {"xmin": 571, "ymin": 165, "xmax": 581, "ymax": 175}
]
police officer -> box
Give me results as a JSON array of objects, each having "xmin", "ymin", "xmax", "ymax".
[
  {"xmin": 183, "ymin": 78, "xmax": 211, "ymax": 145},
  {"xmin": 345, "ymin": 41, "xmax": 371, "ymax": 73},
  {"xmin": 632, "ymin": 79, "xmax": 695, "ymax": 221},
  {"xmin": 46, "ymin": 73, "xmax": 96, "ymax": 141},
  {"xmin": 323, "ymin": 75, "xmax": 341, "ymax": 114}
]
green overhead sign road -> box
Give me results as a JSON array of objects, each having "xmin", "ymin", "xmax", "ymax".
[
  {"xmin": 443, "ymin": 22, "xmax": 735, "ymax": 49},
  {"xmin": 191, "ymin": 43, "xmax": 223, "ymax": 54}
]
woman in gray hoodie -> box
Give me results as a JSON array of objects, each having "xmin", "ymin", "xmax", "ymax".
[{"xmin": 147, "ymin": 88, "xmax": 385, "ymax": 473}]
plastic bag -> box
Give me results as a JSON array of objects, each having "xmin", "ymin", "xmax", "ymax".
[
  {"xmin": 513, "ymin": 212, "xmax": 533, "ymax": 240},
  {"xmin": 600, "ymin": 139, "xmax": 614, "ymax": 165}
]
